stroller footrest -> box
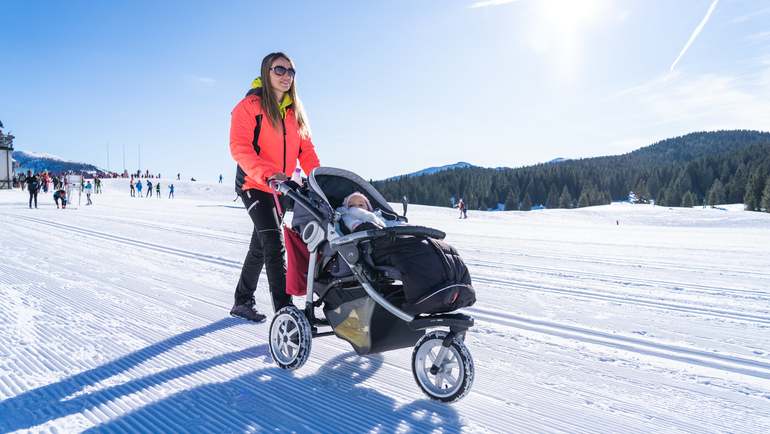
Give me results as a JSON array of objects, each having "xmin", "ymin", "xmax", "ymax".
[{"xmin": 408, "ymin": 313, "xmax": 474, "ymax": 332}]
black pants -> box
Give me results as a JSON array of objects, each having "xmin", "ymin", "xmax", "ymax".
[
  {"xmin": 29, "ymin": 190, "xmax": 38, "ymax": 208},
  {"xmin": 235, "ymin": 189, "xmax": 291, "ymax": 312}
]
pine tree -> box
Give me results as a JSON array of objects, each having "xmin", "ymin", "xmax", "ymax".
[
  {"xmin": 681, "ymin": 191, "xmax": 695, "ymax": 208},
  {"xmin": 707, "ymin": 179, "xmax": 725, "ymax": 207},
  {"xmin": 558, "ymin": 186, "xmax": 572, "ymax": 208},
  {"xmin": 744, "ymin": 173, "xmax": 761, "ymax": 211},
  {"xmin": 521, "ymin": 193, "xmax": 532, "ymax": 211},
  {"xmin": 577, "ymin": 191, "xmax": 590, "ymax": 208},
  {"xmin": 546, "ymin": 185, "xmax": 559, "ymax": 209},
  {"xmin": 505, "ymin": 191, "xmax": 518, "ymax": 211},
  {"xmin": 760, "ymin": 178, "xmax": 770, "ymax": 212}
]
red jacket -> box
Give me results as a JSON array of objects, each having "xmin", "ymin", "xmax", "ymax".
[{"xmin": 230, "ymin": 89, "xmax": 320, "ymax": 193}]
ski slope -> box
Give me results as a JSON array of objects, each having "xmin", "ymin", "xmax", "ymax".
[{"xmin": 1, "ymin": 179, "xmax": 769, "ymax": 433}]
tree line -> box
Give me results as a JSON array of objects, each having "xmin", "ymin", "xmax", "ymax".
[{"xmin": 373, "ymin": 130, "xmax": 770, "ymax": 212}]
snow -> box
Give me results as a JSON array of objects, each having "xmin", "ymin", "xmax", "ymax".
[
  {"xmin": 1, "ymin": 179, "xmax": 770, "ymax": 432},
  {"xmin": 12, "ymin": 150, "xmax": 73, "ymax": 162}
]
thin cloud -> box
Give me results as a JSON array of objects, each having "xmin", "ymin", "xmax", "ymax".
[
  {"xmin": 748, "ymin": 31, "xmax": 770, "ymax": 42},
  {"xmin": 184, "ymin": 75, "xmax": 217, "ymax": 87},
  {"xmin": 193, "ymin": 76, "xmax": 216, "ymax": 85},
  {"xmin": 609, "ymin": 67, "xmax": 770, "ymax": 133},
  {"xmin": 670, "ymin": 0, "xmax": 719, "ymax": 72},
  {"xmin": 469, "ymin": 0, "xmax": 520, "ymax": 9},
  {"xmin": 730, "ymin": 6, "xmax": 770, "ymax": 24}
]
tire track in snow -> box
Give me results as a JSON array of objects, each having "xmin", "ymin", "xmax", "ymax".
[
  {"xmin": 459, "ymin": 241, "xmax": 770, "ymax": 280},
  {"xmin": 17, "ymin": 213, "xmax": 770, "ymax": 327},
  {"xmin": 465, "ymin": 306, "xmax": 770, "ymax": 380},
  {"xmin": 11, "ymin": 214, "xmax": 243, "ymax": 269},
  {"xmin": 472, "ymin": 275, "xmax": 770, "ymax": 325},
  {"xmin": 71, "ymin": 212, "xmax": 248, "ymax": 246},
  {"xmin": 466, "ymin": 257, "xmax": 770, "ymax": 299},
  {"xmin": 10, "ymin": 213, "xmax": 770, "ymax": 381}
]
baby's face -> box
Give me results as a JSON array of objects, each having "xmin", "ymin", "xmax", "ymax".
[{"xmin": 348, "ymin": 196, "xmax": 369, "ymax": 210}]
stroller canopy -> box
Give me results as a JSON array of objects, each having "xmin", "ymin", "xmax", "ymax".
[{"xmin": 308, "ymin": 167, "xmax": 396, "ymax": 215}]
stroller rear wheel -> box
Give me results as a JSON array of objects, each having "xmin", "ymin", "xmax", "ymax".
[
  {"xmin": 269, "ymin": 306, "xmax": 312, "ymax": 370},
  {"xmin": 412, "ymin": 330, "xmax": 474, "ymax": 402}
]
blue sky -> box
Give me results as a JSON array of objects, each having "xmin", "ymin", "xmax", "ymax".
[{"xmin": 2, "ymin": 0, "xmax": 769, "ymax": 181}]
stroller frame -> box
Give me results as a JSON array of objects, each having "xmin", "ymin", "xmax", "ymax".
[{"xmin": 268, "ymin": 167, "xmax": 475, "ymax": 402}]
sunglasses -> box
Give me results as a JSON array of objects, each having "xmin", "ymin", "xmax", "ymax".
[{"xmin": 270, "ymin": 66, "xmax": 296, "ymax": 78}]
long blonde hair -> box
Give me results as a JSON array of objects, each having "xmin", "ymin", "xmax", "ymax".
[{"xmin": 260, "ymin": 52, "xmax": 311, "ymax": 139}]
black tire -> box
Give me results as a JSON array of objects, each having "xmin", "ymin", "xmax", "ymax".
[
  {"xmin": 269, "ymin": 306, "xmax": 312, "ymax": 370},
  {"xmin": 411, "ymin": 330, "xmax": 474, "ymax": 403}
]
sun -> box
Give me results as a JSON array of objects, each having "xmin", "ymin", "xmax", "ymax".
[{"xmin": 528, "ymin": 0, "xmax": 611, "ymax": 80}]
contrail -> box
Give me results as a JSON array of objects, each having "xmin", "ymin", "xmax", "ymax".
[{"xmin": 670, "ymin": 0, "xmax": 719, "ymax": 71}]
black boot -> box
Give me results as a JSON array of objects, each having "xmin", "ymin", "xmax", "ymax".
[{"xmin": 230, "ymin": 300, "xmax": 266, "ymax": 323}]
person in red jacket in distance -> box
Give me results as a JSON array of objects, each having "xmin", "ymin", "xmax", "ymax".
[{"xmin": 229, "ymin": 52, "xmax": 321, "ymax": 322}]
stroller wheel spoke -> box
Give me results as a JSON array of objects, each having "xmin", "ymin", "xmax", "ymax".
[
  {"xmin": 444, "ymin": 361, "xmax": 459, "ymax": 371},
  {"xmin": 434, "ymin": 373, "xmax": 444, "ymax": 389},
  {"xmin": 428, "ymin": 350, "xmax": 437, "ymax": 363}
]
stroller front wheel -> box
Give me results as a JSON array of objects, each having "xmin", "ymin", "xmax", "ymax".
[
  {"xmin": 269, "ymin": 306, "xmax": 312, "ymax": 370},
  {"xmin": 412, "ymin": 330, "xmax": 474, "ymax": 403}
]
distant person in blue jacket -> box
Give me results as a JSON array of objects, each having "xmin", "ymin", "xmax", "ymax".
[
  {"xmin": 146, "ymin": 180, "xmax": 153, "ymax": 198},
  {"xmin": 168, "ymin": 184, "xmax": 175, "ymax": 199},
  {"xmin": 84, "ymin": 181, "xmax": 93, "ymax": 205},
  {"xmin": 53, "ymin": 188, "xmax": 67, "ymax": 209},
  {"xmin": 136, "ymin": 180, "xmax": 143, "ymax": 197}
]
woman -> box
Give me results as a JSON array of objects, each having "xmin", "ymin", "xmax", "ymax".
[{"xmin": 229, "ymin": 52, "xmax": 320, "ymax": 322}]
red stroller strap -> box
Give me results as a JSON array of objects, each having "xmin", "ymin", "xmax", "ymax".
[{"xmin": 271, "ymin": 190, "xmax": 284, "ymax": 220}]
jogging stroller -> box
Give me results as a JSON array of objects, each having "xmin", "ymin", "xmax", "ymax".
[{"xmin": 268, "ymin": 167, "xmax": 476, "ymax": 402}]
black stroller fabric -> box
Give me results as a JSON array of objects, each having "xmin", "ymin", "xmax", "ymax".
[
  {"xmin": 372, "ymin": 235, "xmax": 476, "ymax": 315},
  {"xmin": 323, "ymin": 284, "xmax": 424, "ymax": 355}
]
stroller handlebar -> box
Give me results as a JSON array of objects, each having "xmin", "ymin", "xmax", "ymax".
[
  {"xmin": 271, "ymin": 179, "xmax": 328, "ymax": 223},
  {"xmin": 269, "ymin": 179, "xmax": 298, "ymax": 194}
]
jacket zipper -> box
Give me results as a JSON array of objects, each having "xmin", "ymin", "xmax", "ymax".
[{"xmin": 281, "ymin": 118, "xmax": 287, "ymax": 173}]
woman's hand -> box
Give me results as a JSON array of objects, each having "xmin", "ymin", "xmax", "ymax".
[{"xmin": 268, "ymin": 172, "xmax": 288, "ymax": 182}]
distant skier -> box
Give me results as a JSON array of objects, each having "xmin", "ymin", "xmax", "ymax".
[
  {"xmin": 219, "ymin": 174, "xmax": 223, "ymax": 183},
  {"xmin": 94, "ymin": 177, "xmax": 102, "ymax": 193},
  {"xmin": 41, "ymin": 172, "xmax": 50, "ymax": 193},
  {"xmin": 155, "ymin": 182, "xmax": 161, "ymax": 198},
  {"xmin": 146, "ymin": 180, "xmax": 153, "ymax": 198},
  {"xmin": 136, "ymin": 180, "xmax": 143, "ymax": 197},
  {"xmin": 401, "ymin": 195, "xmax": 408, "ymax": 217},
  {"xmin": 53, "ymin": 188, "xmax": 67, "ymax": 209},
  {"xmin": 168, "ymin": 183, "xmax": 175, "ymax": 199},
  {"xmin": 19, "ymin": 172, "xmax": 26, "ymax": 191},
  {"xmin": 177, "ymin": 173, "xmax": 180, "ymax": 180},
  {"xmin": 458, "ymin": 198, "xmax": 467, "ymax": 219},
  {"xmin": 130, "ymin": 178, "xmax": 135, "ymax": 197},
  {"xmin": 25, "ymin": 171, "xmax": 40, "ymax": 209},
  {"xmin": 84, "ymin": 180, "xmax": 93, "ymax": 205}
]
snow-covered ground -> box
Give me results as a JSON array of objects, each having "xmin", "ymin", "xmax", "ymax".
[{"xmin": 1, "ymin": 178, "xmax": 770, "ymax": 433}]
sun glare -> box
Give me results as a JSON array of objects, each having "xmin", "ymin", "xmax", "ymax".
[{"xmin": 528, "ymin": 0, "xmax": 611, "ymax": 81}]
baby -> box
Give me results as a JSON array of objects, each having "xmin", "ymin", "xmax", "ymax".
[{"xmin": 337, "ymin": 191, "xmax": 396, "ymax": 232}]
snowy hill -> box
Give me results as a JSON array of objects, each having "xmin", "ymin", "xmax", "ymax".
[
  {"xmin": 1, "ymin": 180, "xmax": 769, "ymax": 432},
  {"xmin": 387, "ymin": 162, "xmax": 476, "ymax": 179},
  {"xmin": 12, "ymin": 150, "xmax": 105, "ymax": 174}
]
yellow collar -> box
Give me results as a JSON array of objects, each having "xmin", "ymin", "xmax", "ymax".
[{"xmin": 251, "ymin": 77, "xmax": 293, "ymax": 118}]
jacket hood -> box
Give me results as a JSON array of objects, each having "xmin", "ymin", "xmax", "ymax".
[{"xmin": 246, "ymin": 77, "xmax": 293, "ymax": 118}]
